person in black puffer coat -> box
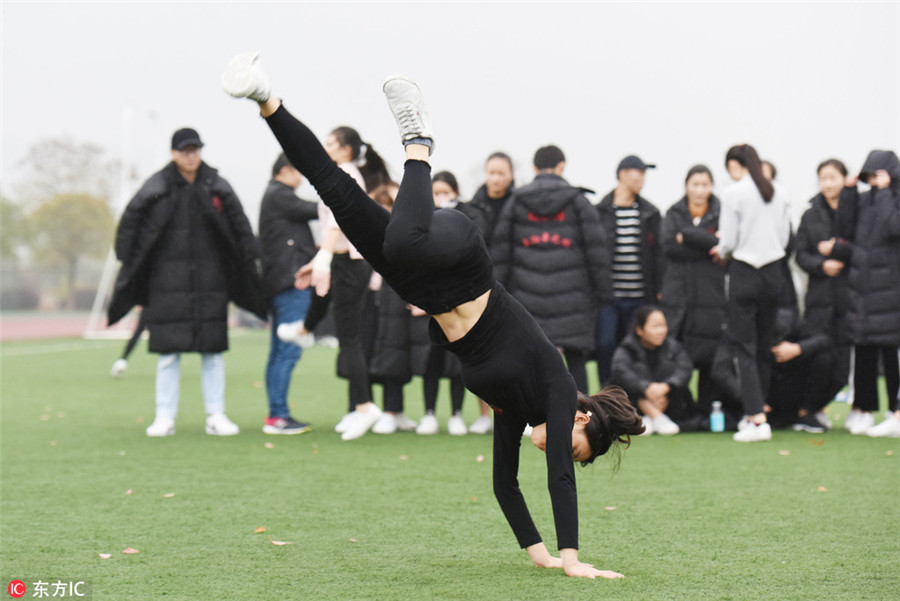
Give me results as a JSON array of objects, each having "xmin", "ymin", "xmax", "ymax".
[
  {"xmin": 659, "ymin": 165, "xmax": 726, "ymax": 410},
  {"xmin": 835, "ymin": 149, "xmax": 900, "ymax": 437},
  {"xmin": 108, "ymin": 128, "xmax": 266, "ymax": 438},
  {"xmin": 491, "ymin": 146, "xmax": 612, "ymax": 392}
]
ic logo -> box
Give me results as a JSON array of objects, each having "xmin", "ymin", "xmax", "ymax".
[{"xmin": 7, "ymin": 580, "xmax": 26, "ymax": 598}]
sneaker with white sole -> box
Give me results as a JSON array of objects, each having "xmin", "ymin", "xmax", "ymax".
[
  {"xmin": 522, "ymin": 425, "xmax": 533, "ymax": 437},
  {"xmin": 394, "ymin": 413, "xmax": 418, "ymax": 432},
  {"xmin": 263, "ymin": 416, "xmax": 311, "ymax": 435},
  {"xmin": 844, "ymin": 410, "xmax": 861, "ymax": 431},
  {"xmin": 341, "ymin": 405, "xmax": 383, "ymax": 441},
  {"xmin": 146, "ymin": 416, "xmax": 175, "ymax": 437},
  {"xmin": 815, "ymin": 411, "xmax": 833, "ymax": 430},
  {"xmin": 382, "ymin": 76, "xmax": 434, "ymax": 152},
  {"xmin": 334, "ymin": 412, "xmax": 357, "ymax": 434},
  {"xmin": 468, "ymin": 415, "xmax": 493, "ymax": 434},
  {"xmin": 417, "ymin": 413, "xmax": 439, "ymax": 435},
  {"xmin": 221, "ymin": 51, "xmax": 270, "ymax": 102},
  {"xmin": 866, "ymin": 412, "xmax": 900, "ymax": 438},
  {"xmin": 733, "ymin": 421, "xmax": 772, "ymax": 442},
  {"xmin": 372, "ymin": 412, "xmax": 398, "ymax": 435},
  {"xmin": 206, "ymin": 412, "xmax": 240, "ymax": 436},
  {"xmin": 448, "ymin": 414, "xmax": 467, "ymax": 436},
  {"xmin": 111, "ymin": 358, "xmax": 128, "ymax": 378},
  {"xmin": 849, "ymin": 411, "xmax": 875, "ymax": 435},
  {"xmin": 653, "ymin": 413, "xmax": 680, "ymax": 436},
  {"xmin": 639, "ymin": 415, "xmax": 654, "ymax": 436},
  {"xmin": 792, "ymin": 412, "xmax": 827, "ymax": 433},
  {"xmin": 276, "ymin": 320, "xmax": 315, "ymax": 348}
]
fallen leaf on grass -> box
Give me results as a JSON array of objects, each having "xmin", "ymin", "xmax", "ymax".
[
  {"xmin": 808, "ymin": 439, "xmax": 825, "ymax": 446},
  {"xmin": 270, "ymin": 540, "xmax": 291, "ymax": 546},
  {"xmin": 778, "ymin": 450, "xmax": 791, "ymax": 456},
  {"xmin": 49, "ymin": 441, "xmax": 57, "ymax": 446},
  {"xmin": 163, "ymin": 492, "xmax": 175, "ymax": 498},
  {"xmin": 604, "ymin": 507, "xmax": 617, "ymax": 511},
  {"xmin": 399, "ymin": 455, "xmax": 408, "ymax": 461},
  {"xmin": 251, "ymin": 381, "xmax": 263, "ymax": 389},
  {"xmin": 476, "ymin": 455, "xmax": 484, "ymax": 463},
  {"xmin": 886, "ymin": 450, "xmax": 894, "ymax": 456},
  {"xmin": 136, "ymin": 416, "xmax": 145, "ymax": 424},
  {"xmin": 125, "ymin": 489, "xmax": 133, "ymax": 496},
  {"xmin": 122, "ymin": 548, "xmax": 140, "ymax": 554},
  {"xmin": 264, "ymin": 442, "xmax": 274, "ymax": 449},
  {"xmin": 57, "ymin": 412, "xmax": 65, "ymax": 418},
  {"xmin": 119, "ymin": 451, "xmax": 126, "ymax": 456},
  {"xmin": 40, "ymin": 414, "xmax": 49, "ymax": 421},
  {"xmin": 98, "ymin": 553, "xmax": 111, "ymax": 559},
  {"xmin": 255, "ymin": 527, "xmax": 267, "ymax": 533},
  {"xmin": 817, "ymin": 486, "xmax": 828, "ymax": 492},
  {"xmin": 312, "ymin": 448, "xmax": 319, "ymax": 455},
  {"xmin": 349, "ymin": 538, "xmax": 358, "ymax": 543}
]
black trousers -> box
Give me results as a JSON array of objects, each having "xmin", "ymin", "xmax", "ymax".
[
  {"xmin": 853, "ymin": 344, "xmax": 900, "ymax": 412},
  {"xmin": 331, "ymin": 253, "xmax": 373, "ymax": 411},
  {"xmin": 725, "ymin": 260, "xmax": 784, "ymax": 416},
  {"xmin": 423, "ymin": 346, "xmax": 464, "ymax": 414},
  {"xmin": 768, "ymin": 345, "xmax": 851, "ymax": 425}
]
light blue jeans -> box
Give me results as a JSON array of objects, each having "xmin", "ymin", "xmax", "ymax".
[{"xmin": 155, "ymin": 353, "xmax": 225, "ymax": 419}]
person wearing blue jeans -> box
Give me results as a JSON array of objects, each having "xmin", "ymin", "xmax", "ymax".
[{"xmin": 258, "ymin": 153, "xmax": 320, "ymax": 434}]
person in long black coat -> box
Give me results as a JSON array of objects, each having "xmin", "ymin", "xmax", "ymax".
[
  {"xmin": 835, "ymin": 149, "xmax": 900, "ymax": 437},
  {"xmin": 491, "ymin": 146, "xmax": 612, "ymax": 393},
  {"xmin": 108, "ymin": 128, "xmax": 266, "ymax": 437},
  {"xmin": 659, "ymin": 165, "xmax": 726, "ymax": 410}
]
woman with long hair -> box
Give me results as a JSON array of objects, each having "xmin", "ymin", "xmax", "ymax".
[
  {"xmin": 714, "ymin": 144, "xmax": 792, "ymax": 442},
  {"xmin": 222, "ymin": 52, "xmax": 643, "ymax": 578}
]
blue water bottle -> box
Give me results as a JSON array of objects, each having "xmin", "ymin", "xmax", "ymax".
[{"xmin": 710, "ymin": 401, "xmax": 725, "ymax": 433}]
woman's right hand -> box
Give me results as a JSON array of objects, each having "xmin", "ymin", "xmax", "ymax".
[
  {"xmin": 817, "ymin": 238, "xmax": 835, "ymax": 257},
  {"xmin": 564, "ymin": 563, "xmax": 624, "ymax": 579},
  {"xmin": 311, "ymin": 270, "xmax": 331, "ymax": 297}
]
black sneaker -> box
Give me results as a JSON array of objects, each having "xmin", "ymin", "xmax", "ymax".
[
  {"xmin": 792, "ymin": 412, "xmax": 827, "ymax": 433},
  {"xmin": 263, "ymin": 417, "xmax": 312, "ymax": 435}
]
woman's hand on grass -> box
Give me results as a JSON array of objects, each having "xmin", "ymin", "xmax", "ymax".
[{"xmin": 525, "ymin": 543, "xmax": 563, "ymax": 568}]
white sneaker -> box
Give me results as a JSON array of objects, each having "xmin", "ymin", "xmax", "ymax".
[
  {"xmin": 341, "ymin": 404, "xmax": 383, "ymax": 441},
  {"xmin": 468, "ymin": 415, "xmax": 493, "ymax": 434},
  {"xmin": 206, "ymin": 412, "xmax": 240, "ymax": 436},
  {"xmin": 653, "ymin": 413, "xmax": 680, "ymax": 436},
  {"xmin": 394, "ymin": 413, "xmax": 418, "ymax": 432},
  {"xmin": 334, "ymin": 412, "xmax": 357, "ymax": 433},
  {"xmin": 382, "ymin": 76, "xmax": 434, "ymax": 151},
  {"xmin": 372, "ymin": 413, "xmax": 398, "ymax": 435},
  {"xmin": 844, "ymin": 410, "xmax": 861, "ymax": 431},
  {"xmin": 522, "ymin": 425, "xmax": 533, "ymax": 437},
  {"xmin": 448, "ymin": 414, "xmax": 467, "ymax": 436},
  {"xmin": 146, "ymin": 416, "xmax": 175, "ymax": 437},
  {"xmin": 815, "ymin": 411, "xmax": 833, "ymax": 430},
  {"xmin": 737, "ymin": 417, "xmax": 753, "ymax": 432},
  {"xmin": 866, "ymin": 412, "xmax": 900, "ymax": 438},
  {"xmin": 733, "ymin": 421, "xmax": 772, "ymax": 442},
  {"xmin": 639, "ymin": 416, "xmax": 654, "ymax": 436},
  {"xmin": 849, "ymin": 411, "xmax": 875, "ymax": 435},
  {"xmin": 111, "ymin": 358, "xmax": 128, "ymax": 378},
  {"xmin": 221, "ymin": 51, "xmax": 270, "ymax": 102},
  {"xmin": 276, "ymin": 321, "xmax": 315, "ymax": 348},
  {"xmin": 416, "ymin": 413, "xmax": 439, "ymax": 435}
]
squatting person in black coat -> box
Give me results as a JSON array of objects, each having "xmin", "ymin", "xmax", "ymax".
[
  {"xmin": 223, "ymin": 53, "xmax": 644, "ymax": 578},
  {"xmin": 836, "ymin": 149, "xmax": 900, "ymax": 438},
  {"xmin": 659, "ymin": 165, "xmax": 726, "ymax": 411},
  {"xmin": 108, "ymin": 128, "xmax": 267, "ymax": 437},
  {"xmin": 491, "ymin": 145, "xmax": 612, "ymax": 392}
]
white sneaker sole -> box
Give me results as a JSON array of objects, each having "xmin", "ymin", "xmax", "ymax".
[{"xmin": 222, "ymin": 51, "xmax": 264, "ymax": 99}]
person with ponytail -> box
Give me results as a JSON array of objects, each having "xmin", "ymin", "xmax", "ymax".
[
  {"xmin": 714, "ymin": 144, "xmax": 792, "ymax": 442},
  {"xmin": 223, "ymin": 52, "xmax": 644, "ymax": 578}
]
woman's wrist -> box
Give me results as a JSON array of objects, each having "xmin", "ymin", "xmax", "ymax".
[
  {"xmin": 312, "ymin": 249, "xmax": 333, "ymax": 273},
  {"xmin": 560, "ymin": 548, "xmax": 579, "ymax": 568}
]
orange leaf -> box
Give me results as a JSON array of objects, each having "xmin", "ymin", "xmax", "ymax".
[
  {"xmin": 886, "ymin": 450, "xmax": 894, "ymax": 456},
  {"xmin": 399, "ymin": 455, "xmax": 408, "ymax": 461},
  {"xmin": 808, "ymin": 439, "xmax": 825, "ymax": 446},
  {"xmin": 49, "ymin": 441, "xmax": 57, "ymax": 446},
  {"xmin": 122, "ymin": 548, "xmax": 140, "ymax": 554},
  {"xmin": 255, "ymin": 527, "xmax": 267, "ymax": 533},
  {"xmin": 136, "ymin": 416, "xmax": 145, "ymax": 423},
  {"xmin": 817, "ymin": 486, "xmax": 828, "ymax": 492},
  {"xmin": 125, "ymin": 489, "xmax": 133, "ymax": 496}
]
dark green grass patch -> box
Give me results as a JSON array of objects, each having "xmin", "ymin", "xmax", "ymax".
[{"xmin": 1, "ymin": 332, "xmax": 898, "ymax": 600}]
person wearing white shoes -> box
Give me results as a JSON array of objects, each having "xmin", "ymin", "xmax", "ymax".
[
  {"xmin": 713, "ymin": 144, "xmax": 792, "ymax": 443},
  {"xmin": 110, "ymin": 310, "xmax": 146, "ymax": 378},
  {"xmin": 222, "ymin": 52, "xmax": 644, "ymax": 578},
  {"xmin": 866, "ymin": 411, "xmax": 900, "ymax": 438},
  {"xmin": 611, "ymin": 306, "xmax": 701, "ymax": 436},
  {"xmin": 108, "ymin": 126, "xmax": 267, "ymax": 438}
]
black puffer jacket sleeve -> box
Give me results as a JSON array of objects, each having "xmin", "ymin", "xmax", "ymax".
[{"xmin": 574, "ymin": 196, "xmax": 613, "ymax": 305}]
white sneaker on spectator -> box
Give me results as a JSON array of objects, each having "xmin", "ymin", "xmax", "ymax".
[
  {"xmin": 866, "ymin": 412, "xmax": 900, "ymax": 438},
  {"xmin": 448, "ymin": 414, "xmax": 467, "ymax": 436},
  {"xmin": 733, "ymin": 421, "xmax": 772, "ymax": 442},
  {"xmin": 737, "ymin": 417, "xmax": 753, "ymax": 432},
  {"xmin": 341, "ymin": 405, "xmax": 383, "ymax": 441},
  {"xmin": 334, "ymin": 412, "xmax": 356, "ymax": 434},
  {"xmin": 221, "ymin": 51, "xmax": 270, "ymax": 102},
  {"xmin": 849, "ymin": 411, "xmax": 875, "ymax": 435},
  {"xmin": 276, "ymin": 321, "xmax": 315, "ymax": 348},
  {"xmin": 111, "ymin": 358, "xmax": 128, "ymax": 378},
  {"xmin": 146, "ymin": 416, "xmax": 175, "ymax": 437},
  {"xmin": 653, "ymin": 413, "xmax": 680, "ymax": 435},
  {"xmin": 468, "ymin": 415, "xmax": 493, "ymax": 434},
  {"xmin": 522, "ymin": 425, "xmax": 533, "ymax": 437},
  {"xmin": 206, "ymin": 412, "xmax": 240, "ymax": 436},
  {"xmin": 416, "ymin": 413, "xmax": 439, "ymax": 435},
  {"xmin": 844, "ymin": 410, "xmax": 861, "ymax": 431},
  {"xmin": 815, "ymin": 411, "xmax": 833, "ymax": 430},
  {"xmin": 372, "ymin": 413, "xmax": 398, "ymax": 435},
  {"xmin": 639, "ymin": 416, "xmax": 654, "ymax": 436},
  {"xmin": 394, "ymin": 413, "xmax": 418, "ymax": 432}
]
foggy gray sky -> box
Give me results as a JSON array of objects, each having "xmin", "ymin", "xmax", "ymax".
[{"xmin": 2, "ymin": 1, "xmax": 899, "ymax": 227}]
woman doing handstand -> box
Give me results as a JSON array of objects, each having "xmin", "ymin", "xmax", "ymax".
[{"xmin": 222, "ymin": 52, "xmax": 643, "ymax": 579}]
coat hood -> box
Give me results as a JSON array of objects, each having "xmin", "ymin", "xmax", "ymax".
[
  {"xmin": 514, "ymin": 173, "xmax": 583, "ymax": 215},
  {"xmin": 859, "ymin": 150, "xmax": 900, "ymax": 182}
]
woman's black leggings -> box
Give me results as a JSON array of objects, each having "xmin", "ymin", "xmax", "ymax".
[
  {"xmin": 853, "ymin": 344, "xmax": 900, "ymax": 412},
  {"xmin": 423, "ymin": 346, "xmax": 464, "ymax": 414}
]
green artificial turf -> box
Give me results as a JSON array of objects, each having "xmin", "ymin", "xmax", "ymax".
[{"xmin": 1, "ymin": 331, "xmax": 898, "ymax": 600}]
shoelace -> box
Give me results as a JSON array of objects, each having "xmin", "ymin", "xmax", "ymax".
[{"xmin": 396, "ymin": 104, "xmax": 420, "ymax": 134}]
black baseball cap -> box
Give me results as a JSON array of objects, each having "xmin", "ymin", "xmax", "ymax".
[
  {"xmin": 171, "ymin": 128, "xmax": 204, "ymax": 150},
  {"xmin": 617, "ymin": 155, "xmax": 656, "ymax": 174}
]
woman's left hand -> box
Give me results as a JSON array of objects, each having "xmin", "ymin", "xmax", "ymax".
[
  {"xmin": 525, "ymin": 543, "xmax": 563, "ymax": 568},
  {"xmin": 564, "ymin": 563, "xmax": 625, "ymax": 579}
]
